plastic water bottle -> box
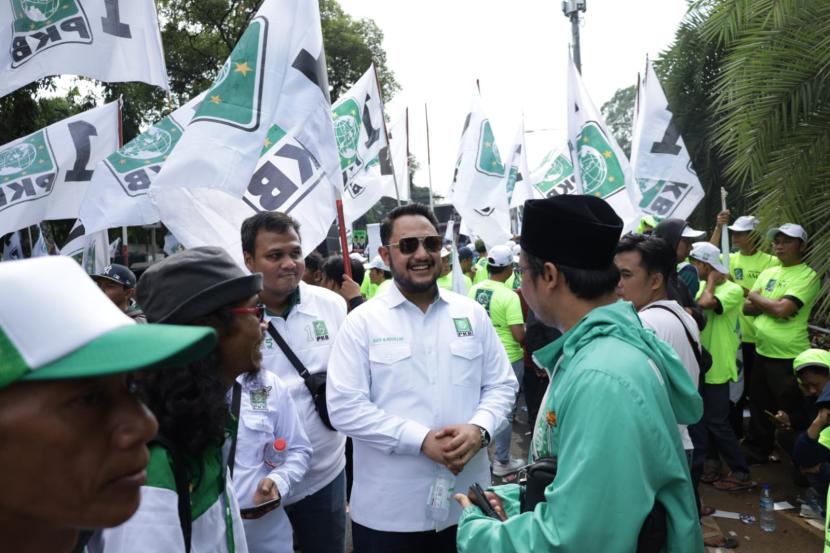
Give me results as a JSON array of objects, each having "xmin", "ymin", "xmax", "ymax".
[
  {"xmin": 759, "ymin": 484, "xmax": 775, "ymax": 532},
  {"xmin": 263, "ymin": 438, "xmax": 287, "ymax": 469},
  {"xmin": 425, "ymin": 470, "xmax": 456, "ymax": 522}
]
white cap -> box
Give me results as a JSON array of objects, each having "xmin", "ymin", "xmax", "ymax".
[
  {"xmin": 349, "ymin": 252, "xmax": 367, "ymax": 264},
  {"xmin": 727, "ymin": 215, "xmax": 760, "ymax": 233},
  {"xmin": 366, "ymin": 255, "xmax": 389, "ymax": 272},
  {"xmin": 690, "ymin": 242, "xmax": 727, "ymax": 274},
  {"xmin": 681, "ymin": 224, "xmax": 706, "ymax": 239},
  {"xmin": 767, "ymin": 223, "xmax": 808, "ymax": 243},
  {"xmin": 488, "ymin": 245, "xmax": 514, "ymax": 268}
]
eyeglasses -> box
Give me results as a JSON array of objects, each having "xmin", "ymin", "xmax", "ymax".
[
  {"xmin": 386, "ymin": 235, "xmax": 443, "ymax": 255},
  {"xmin": 227, "ymin": 304, "xmax": 266, "ymax": 322}
]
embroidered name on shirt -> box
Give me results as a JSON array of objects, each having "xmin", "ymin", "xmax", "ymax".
[
  {"xmin": 453, "ymin": 317, "xmax": 474, "ymax": 337},
  {"xmin": 249, "ymin": 386, "xmax": 272, "ymax": 411},
  {"xmin": 372, "ymin": 336, "xmax": 404, "ymax": 344}
]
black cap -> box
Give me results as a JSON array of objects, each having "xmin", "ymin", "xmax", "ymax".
[
  {"xmin": 458, "ymin": 246, "xmax": 474, "ymax": 261},
  {"xmin": 520, "ymin": 196, "xmax": 623, "ymax": 270},
  {"xmin": 92, "ymin": 263, "xmax": 137, "ymax": 289},
  {"xmin": 137, "ymin": 246, "xmax": 263, "ymax": 324}
]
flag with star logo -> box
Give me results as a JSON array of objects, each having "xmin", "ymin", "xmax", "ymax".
[
  {"xmin": 630, "ymin": 59, "xmax": 704, "ymax": 220},
  {"xmin": 332, "ymin": 64, "xmax": 389, "ymax": 224},
  {"xmin": 78, "ymin": 92, "xmax": 205, "ymax": 234},
  {"xmin": 450, "ymin": 90, "xmax": 511, "ymax": 249},
  {"xmin": 566, "ymin": 57, "xmax": 638, "ymax": 229},
  {"xmin": 0, "ymin": 101, "xmax": 118, "ymax": 238},
  {"xmin": 0, "ymin": 0, "xmax": 169, "ymax": 98},
  {"xmin": 350, "ymin": 108, "xmax": 409, "ymax": 205},
  {"xmin": 150, "ymin": 0, "xmax": 340, "ymax": 266}
]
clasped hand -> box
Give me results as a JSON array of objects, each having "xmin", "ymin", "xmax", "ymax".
[{"xmin": 421, "ymin": 424, "xmax": 482, "ymax": 475}]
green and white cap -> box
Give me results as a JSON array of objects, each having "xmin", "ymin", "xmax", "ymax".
[
  {"xmin": 767, "ymin": 223, "xmax": 808, "ymax": 243},
  {"xmin": 793, "ymin": 348, "xmax": 830, "ymax": 375},
  {"xmin": 690, "ymin": 242, "xmax": 727, "ymax": 274},
  {"xmin": 0, "ymin": 256, "xmax": 217, "ymax": 389}
]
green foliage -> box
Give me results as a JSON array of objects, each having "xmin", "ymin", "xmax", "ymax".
[
  {"xmin": 600, "ymin": 85, "xmax": 635, "ymax": 158},
  {"xmin": 675, "ymin": 0, "xmax": 830, "ymax": 317}
]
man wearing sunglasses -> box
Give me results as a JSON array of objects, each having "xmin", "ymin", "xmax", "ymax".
[{"xmin": 327, "ymin": 203, "xmax": 518, "ymax": 553}]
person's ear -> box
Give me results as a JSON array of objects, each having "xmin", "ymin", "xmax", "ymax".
[
  {"xmin": 379, "ymin": 245, "xmax": 391, "ymax": 267},
  {"xmin": 650, "ymin": 272, "xmax": 663, "ymax": 292},
  {"xmin": 544, "ymin": 262, "xmax": 559, "ymax": 291},
  {"xmin": 243, "ymin": 251, "xmax": 255, "ymax": 273}
]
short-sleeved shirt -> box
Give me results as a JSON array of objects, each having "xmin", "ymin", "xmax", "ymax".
[
  {"xmin": 437, "ymin": 272, "xmax": 473, "ymax": 291},
  {"xmin": 361, "ymin": 272, "xmax": 378, "ymax": 300},
  {"xmin": 468, "ymin": 279, "xmax": 525, "ymax": 362},
  {"xmin": 473, "ymin": 257, "xmax": 489, "ymax": 284},
  {"xmin": 696, "ymin": 279, "xmax": 744, "ymax": 384},
  {"xmin": 729, "ymin": 251, "xmax": 779, "ymax": 343},
  {"xmin": 752, "ymin": 263, "xmax": 820, "ymax": 359}
]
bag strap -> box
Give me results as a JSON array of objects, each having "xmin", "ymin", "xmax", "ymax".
[
  {"xmin": 642, "ymin": 304, "xmax": 704, "ymax": 369},
  {"xmin": 151, "ymin": 434, "xmax": 192, "ymax": 553},
  {"xmin": 267, "ymin": 321, "xmax": 313, "ymax": 381},
  {"xmin": 226, "ymin": 381, "xmax": 242, "ymax": 479}
]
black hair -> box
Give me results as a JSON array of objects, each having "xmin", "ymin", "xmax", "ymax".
[
  {"xmin": 798, "ymin": 364, "xmax": 830, "ymax": 379},
  {"xmin": 304, "ymin": 250, "xmax": 325, "ymax": 272},
  {"xmin": 322, "ymin": 255, "xmax": 365, "ymax": 287},
  {"xmin": 525, "ymin": 251, "xmax": 619, "ymax": 300},
  {"xmin": 615, "ymin": 233, "xmax": 676, "ymax": 283},
  {"xmin": 488, "ymin": 264, "xmax": 512, "ymax": 277},
  {"xmin": 241, "ymin": 211, "xmax": 301, "ymax": 255},
  {"xmin": 380, "ymin": 203, "xmax": 440, "ymax": 246}
]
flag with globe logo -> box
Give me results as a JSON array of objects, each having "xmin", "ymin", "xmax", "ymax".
[
  {"xmin": 0, "ymin": 101, "xmax": 118, "ymax": 238},
  {"xmin": 566, "ymin": 57, "xmax": 638, "ymax": 229},
  {"xmin": 79, "ymin": 93, "xmax": 205, "ymax": 235},
  {"xmin": 528, "ymin": 143, "xmax": 577, "ymax": 199},
  {"xmin": 504, "ymin": 123, "xmax": 535, "ymax": 209},
  {"xmin": 1, "ymin": 0, "xmax": 169, "ymax": 97},
  {"xmin": 150, "ymin": 0, "xmax": 341, "ymax": 267},
  {"xmin": 349, "ymin": 108, "xmax": 409, "ymax": 204},
  {"xmin": 330, "ymin": 64, "xmax": 388, "ymax": 224},
  {"xmin": 450, "ymin": 90, "xmax": 511, "ymax": 249}
]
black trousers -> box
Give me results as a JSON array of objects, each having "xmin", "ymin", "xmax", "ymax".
[
  {"xmin": 352, "ymin": 522, "xmax": 457, "ymax": 553},
  {"xmin": 745, "ymin": 353, "xmax": 802, "ymax": 457}
]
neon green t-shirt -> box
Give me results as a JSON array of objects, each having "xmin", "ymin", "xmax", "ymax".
[
  {"xmin": 505, "ymin": 271, "xmax": 520, "ymax": 290},
  {"xmin": 473, "ymin": 257, "xmax": 488, "ymax": 284},
  {"xmin": 696, "ymin": 280, "xmax": 743, "ymax": 384},
  {"xmin": 361, "ymin": 272, "xmax": 378, "ymax": 300},
  {"xmin": 752, "ymin": 263, "xmax": 820, "ymax": 359},
  {"xmin": 437, "ymin": 273, "xmax": 473, "ymax": 291},
  {"xmin": 729, "ymin": 250, "xmax": 779, "ymax": 343},
  {"xmin": 468, "ymin": 279, "xmax": 524, "ymax": 362}
]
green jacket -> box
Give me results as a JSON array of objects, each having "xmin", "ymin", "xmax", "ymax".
[{"xmin": 457, "ymin": 301, "xmax": 703, "ymax": 553}]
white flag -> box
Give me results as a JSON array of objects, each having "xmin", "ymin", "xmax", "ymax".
[
  {"xmin": 0, "ymin": 0, "xmax": 168, "ymax": 98},
  {"xmin": 529, "ymin": 142, "xmax": 577, "ymax": 198},
  {"xmin": 59, "ymin": 219, "xmax": 106, "ymax": 273},
  {"xmin": 108, "ymin": 237, "xmax": 121, "ymax": 260},
  {"xmin": 0, "ymin": 101, "xmax": 119, "ymax": 237},
  {"xmin": 151, "ymin": 0, "xmax": 340, "ymax": 265},
  {"xmin": 333, "ymin": 65, "xmax": 388, "ymax": 223},
  {"xmin": 630, "ymin": 60, "xmax": 704, "ymax": 220},
  {"xmin": 2, "ymin": 230, "xmax": 23, "ymax": 260},
  {"xmin": 504, "ymin": 123, "xmax": 533, "ymax": 209},
  {"xmin": 366, "ymin": 222, "xmax": 381, "ymax": 261},
  {"xmin": 31, "ymin": 224, "xmax": 49, "ymax": 257},
  {"xmin": 163, "ymin": 232, "xmax": 184, "ymax": 256},
  {"xmin": 79, "ymin": 93, "xmax": 205, "ymax": 234},
  {"xmin": 567, "ymin": 59, "xmax": 638, "ymax": 229},
  {"xmin": 450, "ymin": 91, "xmax": 511, "ymax": 249}
]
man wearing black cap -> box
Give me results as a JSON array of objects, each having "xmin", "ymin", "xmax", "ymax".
[
  {"xmin": 92, "ymin": 264, "xmax": 146, "ymax": 323},
  {"xmin": 455, "ymin": 196, "xmax": 703, "ymax": 552}
]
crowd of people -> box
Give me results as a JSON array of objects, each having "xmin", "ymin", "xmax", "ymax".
[{"xmin": 1, "ymin": 196, "xmax": 828, "ymax": 553}]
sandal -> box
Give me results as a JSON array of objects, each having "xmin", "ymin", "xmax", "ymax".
[
  {"xmin": 700, "ymin": 471, "xmax": 721, "ymax": 485},
  {"xmin": 712, "ymin": 473, "xmax": 757, "ymax": 492},
  {"xmin": 701, "ymin": 517, "xmax": 738, "ymax": 549}
]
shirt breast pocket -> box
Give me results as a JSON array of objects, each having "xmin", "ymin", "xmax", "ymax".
[
  {"xmin": 369, "ymin": 343, "xmax": 413, "ymax": 393},
  {"xmin": 449, "ymin": 340, "xmax": 483, "ymax": 388},
  {"xmin": 237, "ymin": 414, "xmax": 273, "ymax": 468}
]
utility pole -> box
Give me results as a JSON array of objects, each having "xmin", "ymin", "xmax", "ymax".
[{"xmin": 562, "ymin": 1, "xmax": 587, "ymax": 73}]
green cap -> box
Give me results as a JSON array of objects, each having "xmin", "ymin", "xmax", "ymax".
[{"xmin": 793, "ymin": 348, "xmax": 830, "ymax": 375}]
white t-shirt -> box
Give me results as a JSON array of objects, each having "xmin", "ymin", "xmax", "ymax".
[{"xmin": 639, "ymin": 300, "xmax": 701, "ymax": 451}]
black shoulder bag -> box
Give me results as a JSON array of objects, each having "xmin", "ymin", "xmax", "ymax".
[
  {"xmin": 266, "ymin": 322, "xmax": 336, "ymax": 431},
  {"xmin": 643, "ymin": 304, "xmax": 713, "ymax": 386}
]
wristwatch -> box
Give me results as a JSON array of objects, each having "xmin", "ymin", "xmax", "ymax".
[{"xmin": 475, "ymin": 425, "xmax": 491, "ymax": 448}]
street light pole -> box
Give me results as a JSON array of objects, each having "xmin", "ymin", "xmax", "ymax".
[{"xmin": 562, "ymin": 1, "xmax": 587, "ymax": 73}]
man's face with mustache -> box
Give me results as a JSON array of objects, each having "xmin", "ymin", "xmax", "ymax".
[{"xmin": 380, "ymin": 214, "xmax": 442, "ymax": 295}]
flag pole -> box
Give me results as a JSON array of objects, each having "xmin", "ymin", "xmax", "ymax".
[
  {"xmin": 424, "ymin": 103, "xmax": 435, "ymax": 212},
  {"xmin": 26, "ymin": 225, "xmax": 34, "ymax": 257},
  {"xmin": 335, "ymin": 185, "xmax": 353, "ymax": 278},
  {"xmin": 720, "ymin": 188, "xmax": 730, "ymax": 275},
  {"xmin": 117, "ymin": 97, "xmax": 129, "ymax": 267},
  {"xmin": 404, "ymin": 107, "xmax": 410, "ymax": 204},
  {"xmin": 372, "ymin": 64, "xmax": 401, "ymax": 206}
]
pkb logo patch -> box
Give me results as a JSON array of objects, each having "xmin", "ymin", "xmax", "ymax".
[
  {"xmin": 0, "ymin": 130, "xmax": 57, "ymax": 211},
  {"xmin": 312, "ymin": 320, "xmax": 329, "ymax": 342},
  {"xmin": 453, "ymin": 317, "xmax": 474, "ymax": 337},
  {"xmin": 10, "ymin": 0, "xmax": 92, "ymax": 68}
]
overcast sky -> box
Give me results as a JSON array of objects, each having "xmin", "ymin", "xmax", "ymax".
[{"xmin": 337, "ymin": 0, "xmax": 690, "ymax": 199}]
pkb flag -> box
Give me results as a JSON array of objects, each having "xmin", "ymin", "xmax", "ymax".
[
  {"xmin": 0, "ymin": 101, "xmax": 118, "ymax": 237},
  {"xmin": 0, "ymin": 0, "xmax": 169, "ymax": 97}
]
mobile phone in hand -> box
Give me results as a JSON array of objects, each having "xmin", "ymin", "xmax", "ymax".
[
  {"xmin": 469, "ymin": 483, "xmax": 502, "ymax": 520},
  {"xmin": 240, "ymin": 496, "xmax": 281, "ymax": 520}
]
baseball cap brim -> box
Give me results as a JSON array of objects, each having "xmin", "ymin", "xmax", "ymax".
[
  {"xmin": 681, "ymin": 226, "xmax": 706, "ymax": 239},
  {"xmin": 91, "ymin": 274, "xmax": 133, "ymax": 288},
  {"xmin": 21, "ymin": 324, "xmax": 217, "ymax": 382},
  {"xmin": 766, "ymin": 227, "xmax": 806, "ymax": 242}
]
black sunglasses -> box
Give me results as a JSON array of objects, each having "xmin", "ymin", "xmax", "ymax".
[{"xmin": 386, "ymin": 235, "xmax": 443, "ymax": 255}]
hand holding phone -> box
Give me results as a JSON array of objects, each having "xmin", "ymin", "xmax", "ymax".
[
  {"xmin": 240, "ymin": 496, "xmax": 281, "ymax": 520},
  {"xmin": 469, "ymin": 483, "xmax": 504, "ymax": 520}
]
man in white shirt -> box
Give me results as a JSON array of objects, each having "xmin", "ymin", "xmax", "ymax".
[
  {"xmin": 615, "ymin": 233, "xmax": 702, "ymax": 457},
  {"xmin": 241, "ymin": 212, "xmax": 348, "ymax": 553},
  {"xmin": 327, "ymin": 203, "xmax": 518, "ymax": 553}
]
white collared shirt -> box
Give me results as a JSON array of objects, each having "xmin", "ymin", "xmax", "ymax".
[
  {"xmin": 327, "ymin": 283, "xmax": 518, "ymax": 532},
  {"xmin": 232, "ymin": 370, "xmax": 311, "ymax": 553},
  {"xmin": 261, "ymin": 281, "xmax": 347, "ymax": 504}
]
